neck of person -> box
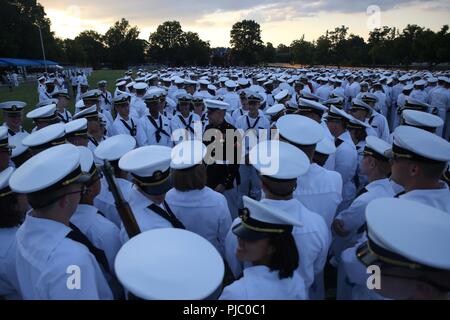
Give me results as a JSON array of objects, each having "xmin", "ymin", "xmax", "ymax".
[
  {"xmin": 150, "ymin": 110, "xmax": 159, "ymax": 119},
  {"xmin": 334, "ymin": 127, "xmax": 346, "ymax": 138},
  {"xmin": 404, "ymin": 179, "xmax": 443, "ymax": 193},
  {"xmin": 263, "ymin": 186, "xmax": 293, "ymax": 201},
  {"xmin": 120, "ymin": 113, "xmax": 129, "ymax": 121},
  {"xmin": 80, "ymin": 196, "xmax": 94, "ymax": 206},
  {"xmin": 248, "ymin": 110, "xmax": 258, "ymax": 118},
  {"xmin": 181, "ymin": 111, "xmax": 190, "ymax": 118},
  {"xmin": 367, "ymin": 170, "xmax": 388, "ymax": 184},
  {"xmin": 32, "ymin": 207, "xmax": 73, "ymax": 226},
  {"xmin": 114, "ymin": 169, "xmax": 129, "ymax": 180}
]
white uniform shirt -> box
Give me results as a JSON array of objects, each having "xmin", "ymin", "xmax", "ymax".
[
  {"xmin": 129, "ymin": 96, "xmax": 148, "ymax": 119},
  {"xmin": 295, "ymin": 163, "xmax": 343, "ymax": 229},
  {"xmin": 113, "ymin": 114, "xmax": 144, "ymax": 145},
  {"xmin": 165, "ymin": 187, "xmax": 232, "ymax": 257},
  {"xmin": 70, "ymin": 204, "xmax": 122, "ymax": 274},
  {"xmin": 15, "ymin": 214, "xmax": 113, "ymax": 299},
  {"xmin": 119, "ymin": 187, "xmax": 173, "ymax": 244},
  {"xmin": 0, "ymin": 227, "xmax": 21, "ymax": 299},
  {"xmin": 222, "ymin": 92, "xmax": 241, "ymax": 113},
  {"xmin": 138, "ymin": 114, "xmax": 172, "ymax": 147},
  {"xmin": 99, "ymin": 91, "xmax": 113, "ymax": 112},
  {"xmin": 334, "ymin": 131, "xmax": 358, "ymax": 210},
  {"xmin": 399, "ymin": 183, "xmax": 450, "ymax": 213},
  {"xmin": 170, "ymin": 112, "xmax": 202, "ymax": 143},
  {"xmin": 94, "ymin": 177, "xmax": 133, "ymax": 228},
  {"xmin": 219, "ymin": 265, "xmax": 307, "ymax": 300},
  {"xmin": 368, "ymin": 112, "xmax": 390, "ymax": 142}
]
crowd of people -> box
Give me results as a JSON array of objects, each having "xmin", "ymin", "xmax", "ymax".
[{"xmin": 0, "ymin": 66, "xmax": 449, "ymax": 300}]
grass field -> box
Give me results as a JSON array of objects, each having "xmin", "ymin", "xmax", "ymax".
[{"xmin": 0, "ymin": 70, "xmax": 125, "ymax": 130}]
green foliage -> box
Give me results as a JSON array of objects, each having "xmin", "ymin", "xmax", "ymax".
[
  {"xmin": 147, "ymin": 21, "xmax": 210, "ymax": 66},
  {"xmin": 230, "ymin": 20, "xmax": 264, "ymax": 65}
]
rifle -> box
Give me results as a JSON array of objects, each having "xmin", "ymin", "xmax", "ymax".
[{"xmin": 101, "ymin": 160, "xmax": 141, "ymax": 238}]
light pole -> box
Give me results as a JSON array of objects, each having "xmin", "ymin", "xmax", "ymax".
[{"xmin": 36, "ymin": 23, "xmax": 48, "ymax": 74}]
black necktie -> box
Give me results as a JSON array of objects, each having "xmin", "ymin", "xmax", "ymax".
[
  {"xmin": 179, "ymin": 115, "xmax": 194, "ymax": 134},
  {"xmin": 148, "ymin": 201, "xmax": 185, "ymax": 229},
  {"xmin": 89, "ymin": 136, "xmax": 99, "ymax": 147},
  {"xmin": 120, "ymin": 118, "xmax": 137, "ymax": 136},
  {"xmin": 66, "ymin": 223, "xmax": 110, "ymax": 273},
  {"xmin": 148, "ymin": 116, "xmax": 170, "ymax": 143},
  {"xmin": 246, "ymin": 116, "xmax": 260, "ymax": 130}
]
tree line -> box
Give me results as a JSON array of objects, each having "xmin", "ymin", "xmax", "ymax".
[{"xmin": 1, "ymin": 1, "xmax": 449, "ymax": 68}]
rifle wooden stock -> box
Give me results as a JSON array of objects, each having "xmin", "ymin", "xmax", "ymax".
[{"xmin": 101, "ymin": 160, "xmax": 141, "ymax": 238}]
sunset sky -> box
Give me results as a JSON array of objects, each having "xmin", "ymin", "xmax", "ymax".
[{"xmin": 40, "ymin": 0, "xmax": 450, "ymax": 47}]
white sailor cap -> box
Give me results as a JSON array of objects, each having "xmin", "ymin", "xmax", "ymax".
[
  {"xmin": 73, "ymin": 106, "xmax": 98, "ymax": 120},
  {"xmin": 126, "ymin": 82, "xmax": 135, "ymax": 89},
  {"xmin": 263, "ymin": 80, "xmax": 274, "ymax": 86},
  {"xmin": 204, "ymin": 99, "xmax": 228, "ymax": 111},
  {"xmin": 300, "ymin": 92, "xmax": 321, "ymax": 102},
  {"xmin": 65, "ymin": 118, "xmax": 88, "ymax": 137},
  {"xmin": 274, "ymin": 89, "xmax": 290, "ymax": 102},
  {"xmin": 232, "ymin": 196, "xmax": 302, "ymax": 241},
  {"xmin": 315, "ymin": 138, "xmax": 336, "ymax": 156},
  {"xmin": 249, "ymin": 140, "xmax": 310, "ymax": 180},
  {"xmin": 277, "ymin": 114, "xmax": 324, "ymax": 146},
  {"xmin": 115, "ymin": 228, "xmax": 224, "ymax": 300},
  {"xmin": 207, "ymin": 84, "xmax": 217, "ymax": 91},
  {"xmin": 398, "ymin": 75, "xmax": 410, "ymax": 82},
  {"xmin": 323, "ymin": 97, "xmax": 345, "ymax": 107},
  {"xmin": 26, "ymin": 104, "xmax": 58, "ymax": 121},
  {"xmin": 77, "ymin": 146, "xmax": 96, "ymax": 176},
  {"xmin": 116, "ymin": 80, "xmax": 127, "ymax": 87},
  {"xmin": 225, "ymin": 80, "xmax": 237, "ymax": 88},
  {"xmin": 97, "ymin": 80, "xmax": 107, "ymax": 86},
  {"xmin": 391, "ymin": 125, "xmax": 450, "ymax": 163},
  {"xmin": 402, "ymin": 84, "xmax": 414, "ymax": 91},
  {"xmin": 218, "ymin": 76, "xmax": 229, "ymax": 82},
  {"xmin": 298, "ymin": 98, "xmax": 327, "ymax": 114},
  {"xmin": 176, "ymin": 93, "xmax": 193, "ymax": 103},
  {"xmin": 347, "ymin": 116, "xmax": 370, "ymax": 130},
  {"xmin": 174, "ymin": 78, "xmax": 185, "ymax": 85},
  {"xmin": 362, "ymin": 136, "xmax": 391, "ymax": 161},
  {"xmin": 45, "ymin": 79, "xmax": 56, "ymax": 85},
  {"xmin": 403, "ymin": 97, "xmax": 431, "ymax": 111},
  {"xmin": 94, "ymin": 134, "xmax": 136, "ymax": 162},
  {"xmin": 184, "ymin": 79, "xmax": 197, "ymax": 86},
  {"xmin": 198, "ymin": 79, "xmax": 210, "ymax": 85},
  {"xmin": 22, "ymin": 123, "xmax": 66, "ymax": 151},
  {"xmin": 170, "ymin": 140, "xmax": 206, "ymax": 170},
  {"xmin": 427, "ymin": 77, "xmax": 438, "ymax": 83},
  {"xmin": 35, "ymin": 99, "xmax": 58, "ymax": 109},
  {"xmin": 51, "ymin": 89, "xmax": 70, "ymax": 99},
  {"xmin": 0, "ymin": 101, "xmax": 26, "ymax": 113},
  {"xmin": 237, "ymin": 78, "xmax": 249, "ymax": 86},
  {"xmin": 357, "ymin": 198, "xmax": 450, "ymax": 273},
  {"xmin": 38, "ymin": 76, "xmax": 46, "ymax": 82},
  {"xmin": 350, "ymin": 99, "xmax": 372, "ymax": 112},
  {"xmin": 414, "ymin": 79, "xmax": 427, "ymax": 86},
  {"xmin": 327, "ymin": 105, "xmax": 353, "ymax": 122},
  {"xmin": 134, "ymin": 82, "xmax": 148, "ymax": 90},
  {"xmin": 360, "ymin": 92, "xmax": 379, "ymax": 103},
  {"xmin": 81, "ymin": 89, "xmax": 101, "ymax": 101},
  {"xmin": 9, "ymin": 144, "xmax": 87, "ymax": 194},
  {"xmin": 0, "ymin": 167, "xmax": 14, "ymax": 198},
  {"xmin": 265, "ymin": 103, "xmax": 285, "ymax": 117},
  {"xmin": 9, "ymin": 132, "xmax": 29, "ymax": 158},
  {"xmin": 119, "ymin": 145, "xmax": 172, "ymax": 195},
  {"xmin": 246, "ymin": 91, "xmax": 263, "ymax": 102},
  {"xmin": 113, "ymin": 94, "xmax": 131, "ymax": 105},
  {"xmin": 402, "ymin": 109, "xmax": 444, "ymax": 130},
  {"xmin": 144, "ymin": 89, "xmax": 164, "ymax": 102}
]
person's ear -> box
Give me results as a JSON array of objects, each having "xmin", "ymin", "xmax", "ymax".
[{"xmin": 410, "ymin": 163, "xmax": 420, "ymax": 177}]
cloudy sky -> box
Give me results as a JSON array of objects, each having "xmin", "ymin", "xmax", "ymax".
[{"xmin": 40, "ymin": 0, "xmax": 450, "ymax": 47}]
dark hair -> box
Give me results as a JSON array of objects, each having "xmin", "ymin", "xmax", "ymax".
[
  {"xmin": 0, "ymin": 193, "xmax": 23, "ymax": 228},
  {"xmin": 267, "ymin": 233, "xmax": 299, "ymax": 279},
  {"xmin": 313, "ymin": 152, "xmax": 329, "ymax": 167},
  {"xmin": 260, "ymin": 176, "xmax": 296, "ymax": 197},
  {"xmin": 172, "ymin": 164, "xmax": 206, "ymax": 191}
]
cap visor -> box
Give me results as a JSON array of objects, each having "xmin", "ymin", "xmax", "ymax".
[{"xmin": 232, "ymin": 223, "xmax": 270, "ymax": 241}]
